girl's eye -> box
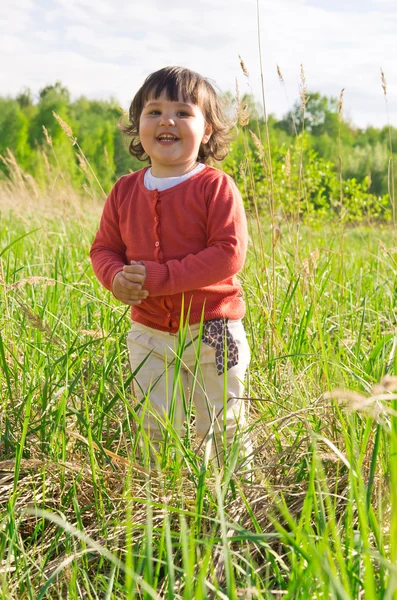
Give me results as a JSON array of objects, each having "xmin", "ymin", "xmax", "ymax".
[
  {"xmin": 149, "ymin": 110, "xmax": 161, "ymax": 116},
  {"xmin": 177, "ymin": 111, "xmax": 190, "ymax": 117}
]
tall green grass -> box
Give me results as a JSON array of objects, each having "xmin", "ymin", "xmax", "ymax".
[{"xmin": 0, "ymin": 171, "xmax": 396, "ymax": 597}]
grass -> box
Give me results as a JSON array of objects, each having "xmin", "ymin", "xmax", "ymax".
[{"xmin": 0, "ymin": 163, "xmax": 396, "ymax": 598}]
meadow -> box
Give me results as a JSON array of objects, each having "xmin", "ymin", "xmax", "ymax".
[{"xmin": 1, "ymin": 103, "xmax": 397, "ymax": 597}]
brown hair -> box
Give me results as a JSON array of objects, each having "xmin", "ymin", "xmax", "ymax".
[{"xmin": 119, "ymin": 66, "xmax": 232, "ymax": 164}]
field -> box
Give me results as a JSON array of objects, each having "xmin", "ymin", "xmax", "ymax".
[{"xmin": 1, "ymin": 166, "xmax": 397, "ymax": 598}]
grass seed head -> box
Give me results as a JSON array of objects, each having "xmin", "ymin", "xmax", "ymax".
[
  {"xmin": 239, "ymin": 159, "xmax": 247, "ymax": 183},
  {"xmin": 235, "ymin": 78, "xmax": 240, "ymax": 108},
  {"xmin": 277, "ymin": 65, "xmax": 284, "ymax": 84},
  {"xmin": 338, "ymin": 88, "xmax": 345, "ymax": 119},
  {"xmin": 77, "ymin": 151, "xmax": 88, "ymax": 172},
  {"xmin": 249, "ymin": 130, "xmax": 264, "ymax": 160},
  {"xmin": 285, "ymin": 148, "xmax": 291, "ymax": 183},
  {"xmin": 9, "ymin": 277, "xmax": 56, "ymax": 290},
  {"xmin": 239, "ymin": 55, "xmax": 249, "ymax": 78},
  {"xmin": 302, "ymin": 248, "xmax": 320, "ymax": 278},
  {"xmin": 42, "ymin": 126, "xmax": 52, "ymax": 147},
  {"xmin": 53, "ymin": 111, "xmax": 77, "ymax": 145},
  {"xmin": 381, "ymin": 68, "xmax": 387, "ymax": 96},
  {"xmin": 299, "ymin": 64, "xmax": 309, "ymax": 110},
  {"xmin": 272, "ymin": 225, "xmax": 281, "ymax": 248},
  {"xmin": 238, "ymin": 103, "xmax": 250, "ymax": 127}
]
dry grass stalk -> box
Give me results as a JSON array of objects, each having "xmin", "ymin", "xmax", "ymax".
[
  {"xmin": 65, "ymin": 429, "xmax": 148, "ymax": 473},
  {"xmin": 17, "ymin": 300, "xmax": 52, "ymax": 335},
  {"xmin": 285, "ymin": 148, "xmax": 291, "ymax": 186},
  {"xmin": 11, "ymin": 295, "xmax": 61, "ymax": 345},
  {"xmin": 52, "ymin": 112, "xmax": 76, "ymax": 144},
  {"xmin": 249, "ymin": 130, "xmax": 265, "ymax": 161},
  {"xmin": 80, "ymin": 329, "xmax": 103, "ymax": 338},
  {"xmin": 381, "ymin": 68, "xmax": 387, "ymax": 96},
  {"xmin": 338, "ymin": 88, "xmax": 345, "ymax": 121},
  {"xmin": 0, "ymin": 150, "xmax": 24, "ymax": 188},
  {"xmin": 325, "ymin": 375, "xmax": 397, "ymax": 421},
  {"xmin": 239, "ymin": 159, "xmax": 247, "ymax": 183},
  {"xmin": 238, "ymin": 103, "xmax": 250, "ymax": 127},
  {"xmin": 7, "ymin": 277, "xmax": 56, "ymax": 290},
  {"xmin": 378, "ymin": 239, "xmax": 397, "ymax": 255},
  {"xmin": 272, "ymin": 225, "xmax": 281, "ymax": 248},
  {"xmin": 299, "ymin": 64, "xmax": 309, "ymax": 110},
  {"xmin": 235, "ymin": 79, "xmax": 250, "ymax": 127},
  {"xmin": 235, "ymin": 78, "xmax": 240, "ymax": 110},
  {"xmin": 380, "ymin": 68, "xmax": 396, "ymax": 230},
  {"xmin": 277, "ymin": 65, "xmax": 284, "ymax": 84},
  {"xmin": 51, "ymin": 113, "xmax": 106, "ymax": 198},
  {"xmin": 42, "ymin": 126, "xmax": 52, "ymax": 147},
  {"xmin": 238, "ymin": 55, "xmax": 249, "ymax": 78},
  {"xmin": 77, "ymin": 151, "xmax": 88, "ymax": 173},
  {"xmin": 302, "ymin": 248, "xmax": 320, "ymax": 278}
]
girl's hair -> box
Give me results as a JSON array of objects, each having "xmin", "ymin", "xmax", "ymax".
[{"xmin": 120, "ymin": 66, "xmax": 232, "ymax": 164}]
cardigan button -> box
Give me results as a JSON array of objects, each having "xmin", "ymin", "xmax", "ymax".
[{"xmin": 155, "ymin": 241, "xmax": 160, "ymax": 247}]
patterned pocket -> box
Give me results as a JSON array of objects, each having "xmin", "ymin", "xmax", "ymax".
[{"xmin": 201, "ymin": 319, "xmax": 239, "ymax": 375}]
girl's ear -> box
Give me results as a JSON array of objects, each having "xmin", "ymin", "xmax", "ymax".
[{"xmin": 202, "ymin": 123, "xmax": 213, "ymax": 145}]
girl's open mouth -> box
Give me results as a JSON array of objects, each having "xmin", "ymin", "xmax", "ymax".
[{"xmin": 156, "ymin": 134, "xmax": 179, "ymax": 143}]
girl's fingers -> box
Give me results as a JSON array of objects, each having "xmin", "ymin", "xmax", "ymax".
[
  {"xmin": 122, "ymin": 273, "xmax": 145, "ymax": 285},
  {"xmin": 123, "ymin": 264, "xmax": 146, "ymax": 275}
]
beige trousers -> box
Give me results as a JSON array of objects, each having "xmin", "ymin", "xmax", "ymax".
[{"xmin": 126, "ymin": 319, "xmax": 251, "ymax": 462}]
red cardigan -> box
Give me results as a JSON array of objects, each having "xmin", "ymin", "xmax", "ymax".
[{"xmin": 90, "ymin": 165, "xmax": 248, "ymax": 333}]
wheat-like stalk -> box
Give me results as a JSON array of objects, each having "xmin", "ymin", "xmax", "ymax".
[
  {"xmin": 238, "ymin": 104, "xmax": 250, "ymax": 127},
  {"xmin": 380, "ymin": 68, "xmax": 396, "ymax": 230},
  {"xmin": 238, "ymin": 55, "xmax": 249, "ymax": 78},
  {"xmin": 42, "ymin": 126, "xmax": 53, "ymax": 147},
  {"xmin": 381, "ymin": 68, "xmax": 387, "ymax": 96},
  {"xmin": 53, "ymin": 111, "xmax": 106, "ymax": 198},
  {"xmin": 277, "ymin": 65, "xmax": 284, "ymax": 84},
  {"xmin": 235, "ymin": 79, "xmax": 241, "ymax": 112},
  {"xmin": 299, "ymin": 64, "xmax": 309, "ymax": 110},
  {"xmin": 52, "ymin": 112, "xmax": 76, "ymax": 144},
  {"xmin": 249, "ymin": 130, "xmax": 264, "ymax": 161},
  {"xmin": 77, "ymin": 151, "xmax": 88, "ymax": 173},
  {"xmin": 235, "ymin": 79, "xmax": 249, "ymax": 127},
  {"xmin": 338, "ymin": 88, "xmax": 345, "ymax": 121},
  {"xmin": 285, "ymin": 148, "xmax": 291, "ymax": 186}
]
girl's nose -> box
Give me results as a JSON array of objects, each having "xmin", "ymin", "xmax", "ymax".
[{"xmin": 159, "ymin": 115, "xmax": 175, "ymax": 126}]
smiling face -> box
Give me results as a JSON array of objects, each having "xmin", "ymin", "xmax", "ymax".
[{"xmin": 138, "ymin": 90, "xmax": 213, "ymax": 177}]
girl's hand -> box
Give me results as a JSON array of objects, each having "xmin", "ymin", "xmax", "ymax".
[{"xmin": 112, "ymin": 262, "xmax": 148, "ymax": 305}]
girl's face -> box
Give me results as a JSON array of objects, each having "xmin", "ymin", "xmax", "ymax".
[{"xmin": 139, "ymin": 90, "xmax": 212, "ymax": 177}]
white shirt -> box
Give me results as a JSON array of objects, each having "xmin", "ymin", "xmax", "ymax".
[{"xmin": 144, "ymin": 162, "xmax": 206, "ymax": 191}]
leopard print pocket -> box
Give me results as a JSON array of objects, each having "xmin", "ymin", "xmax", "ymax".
[{"xmin": 201, "ymin": 319, "xmax": 239, "ymax": 375}]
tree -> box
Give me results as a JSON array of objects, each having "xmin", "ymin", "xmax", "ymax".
[
  {"xmin": 277, "ymin": 92, "xmax": 339, "ymax": 137},
  {"xmin": 0, "ymin": 99, "xmax": 29, "ymax": 168}
]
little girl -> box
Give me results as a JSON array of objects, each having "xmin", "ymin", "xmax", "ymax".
[{"xmin": 90, "ymin": 66, "xmax": 251, "ymax": 466}]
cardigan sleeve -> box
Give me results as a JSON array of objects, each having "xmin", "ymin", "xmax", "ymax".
[
  {"xmin": 90, "ymin": 183, "xmax": 127, "ymax": 292},
  {"xmin": 142, "ymin": 175, "xmax": 248, "ymax": 297}
]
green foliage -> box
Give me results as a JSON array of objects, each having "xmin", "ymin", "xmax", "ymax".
[
  {"xmin": 0, "ymin": 99, "xmax": 29, "ymax": 169},
  {"xmin": 229, "ymin": 129, "xmax": 393, "ymax": 224},
  {"xmin": 0, "ymin": 82, "xmax": 396, "ymax": 221},
  {"xmin": 1, "ymin": 205, "xmax": 397, "ymax": 596}
]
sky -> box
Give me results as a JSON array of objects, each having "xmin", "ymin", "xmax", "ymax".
[{"xmin": 1, "ymin": 0, "xmax": 397, "ymax": 129}]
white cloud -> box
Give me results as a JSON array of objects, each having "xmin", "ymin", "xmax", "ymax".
[{"xmin": 0, "ymin": 0, "xmax": 396, "ymax": 127}]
